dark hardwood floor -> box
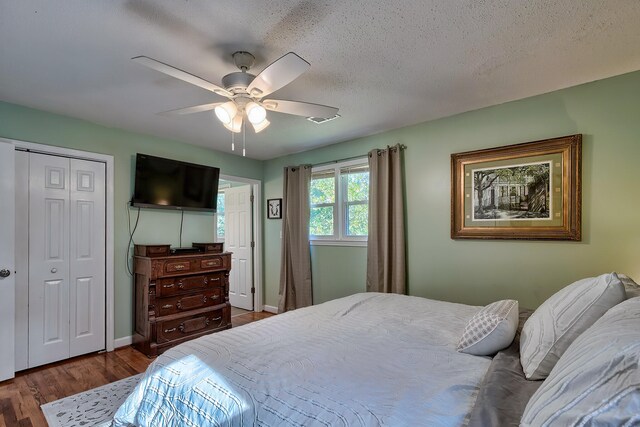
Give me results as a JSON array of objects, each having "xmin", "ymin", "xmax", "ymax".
[{"xmin": 0, "ymin": 310, "xmax": 274, "ymax": 427}]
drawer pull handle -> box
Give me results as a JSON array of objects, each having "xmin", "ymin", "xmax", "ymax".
[
  {"xmin": 211, "ymin": 316, "xmax": 222, "ymax": 322},
  {"xmin": 178, "ymin": 280, "xmax": 185, "ymax": 288},
  {"xmin": 203, "ymin": 296, "xmax": 208, "ymax": 303},
  {"xmin": 210, "ymin": 278, "xmax": 220, "ymax": 282},
  {"xmin": 174, "ymin": 264, "xmax": 186, "ymax": 270},
  {"xmin": 162, "ymin": 304, "xmax": 173, "ymax": 309},
  {"xmin": 163, "ymin": 284, "xmax": 174, "ymax": 288},
  {"xmin": 164, "ymin": 327, "xmax": 177, "ymax": 333}
]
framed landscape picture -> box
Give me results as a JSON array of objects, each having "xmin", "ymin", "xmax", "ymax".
[{"xmin": 451, "ymin": 135, "xmax": 582, "ymax": 240}]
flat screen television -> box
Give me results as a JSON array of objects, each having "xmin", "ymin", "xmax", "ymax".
[{"xmin": 132, "ymin": 154, "xmax": 220, "ymax": 212}]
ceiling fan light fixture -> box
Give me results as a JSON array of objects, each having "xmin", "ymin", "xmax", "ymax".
[
  {"xmin": 223, "ymin": 114, "xmax": 243, "ymax": 133},
  {"xmin": 215, "ymin": 101, "xmax": 237, "ymax": 124},
  {"xmin": 251, "ymin": 119, "xmax": 270, "ymax": 133},
  {"xmin": 246, "ymin": 102, "xmax": 267, "ymax": 124}
]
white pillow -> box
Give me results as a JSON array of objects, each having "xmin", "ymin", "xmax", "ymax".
[
  {"xmin": 521, "ymin": 297, "xmax": 640, "ymax": 426},
  {"xmin": 619, "ymin": 273, "xmax": 640, "ymax": 299},
  {"xmin": 520, "ymin": 272, "xmax": 625, "ymax": 380},
  {"xmin": 457, "ymin": 299, "xmax": 519, "ymax": 356}
]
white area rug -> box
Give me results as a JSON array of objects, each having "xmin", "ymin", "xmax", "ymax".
[{"xmin": 41, "ymin": 374, "xmax": 141, "ymax": 427}]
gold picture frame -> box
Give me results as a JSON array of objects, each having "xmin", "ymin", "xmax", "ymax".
[{"xmin": 451, "ymin": 135, "xmax": 581, "ymax": 240}]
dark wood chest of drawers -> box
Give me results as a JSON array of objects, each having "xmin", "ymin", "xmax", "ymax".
[{"xmin": 133, "ymin": 245, "xmax": 232, "ymax": 357}]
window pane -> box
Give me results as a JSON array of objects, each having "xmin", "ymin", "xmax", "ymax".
[
  {"xmin": 346, "ymin": 204, "xmax": 368, "ymax": 236},
  {"xmin": 217, "ymin": 193, "xmax": 225, "ymax": 214},
  {"xmin": 217, "ymin": 214, "xmax": 225, "ymax": 238},
  {"xmin": 310, "ymin": 206, "xmax": 334, "ymax": 236},
  {"xmin": 310, "ymin": 173, "xmax": 335, "ymax": 205},
  {"xmin": 216, "ymin": 192, "xmax": 225, "ymax": 238},
  {"xmin": 345, "ymin": 171, "xmax": 369, "ymax": 202}
]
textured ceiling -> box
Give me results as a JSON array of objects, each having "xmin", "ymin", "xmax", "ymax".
[{"xmin": 1, "ymin": 1, "xmax": 639, "ymax": 160}]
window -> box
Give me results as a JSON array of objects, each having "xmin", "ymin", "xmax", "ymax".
[
  {"xmin": 310, "ymin": 158, "xmax": 369, "ymax": 245},
  {"xmin": 216, "ymin": 192, "xmax": 225, "ymax": 241}
]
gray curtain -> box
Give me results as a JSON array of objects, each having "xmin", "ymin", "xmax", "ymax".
[
  {"xmin": 366, "ymin": 145, "xmax": 406, "ymax": 294},
  {"xmin": 278, "ymin": 165, "xmax": 313, "ymax": 313}
]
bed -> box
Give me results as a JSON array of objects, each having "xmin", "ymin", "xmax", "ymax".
[
  {"xmin": 114, "ymin": 293, "xmax": 507, "ymax": 426},
  {"xmin": 112, "ymin": 279, "xmax": 640, "ymax": 426}
]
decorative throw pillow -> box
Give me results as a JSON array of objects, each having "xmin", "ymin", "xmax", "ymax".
[
  {"xmin": 521, "ymin": 296, "xmax": 640, "ymax": 426},
  {"xmin": 457, "ymin": 299, "xmax": 519, "ymax": 356},
  {"xmin": 619, "ymin": 273, "xmax": 640, "ymax": 299},
  {"xmin": 519, "ymin": 272, "xmax": 625, "ymax": 380}
]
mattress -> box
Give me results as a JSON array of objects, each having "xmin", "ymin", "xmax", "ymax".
[{"xmin": 113, "ymin": 293, "xmax": 492, "ymax": 426}]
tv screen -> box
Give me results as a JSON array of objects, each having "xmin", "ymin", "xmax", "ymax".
[{"xmin": 132, "ymin": 154, "xmax": 220, "ymax": 212}]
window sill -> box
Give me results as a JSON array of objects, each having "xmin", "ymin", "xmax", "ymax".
[{"xmin": 310, "ymin": 240, "xmax": 367, "ymax": 247}]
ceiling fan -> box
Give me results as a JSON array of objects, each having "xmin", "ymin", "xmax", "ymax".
[{"xmin": 132, "ymin": 51, "xmax": 339, "ymax": 135}]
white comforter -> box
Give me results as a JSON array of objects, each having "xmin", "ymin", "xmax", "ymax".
[{"xmin": 113, "ymin": 293, "xmax": 490, "ymax": 426}]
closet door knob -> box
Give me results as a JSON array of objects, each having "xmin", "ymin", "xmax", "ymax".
[
  {"xmin": 51, "ymin": 268, "xmax": 57, "ymax": 274},
  {"xmin": 0, "ymin": 269, "xmax": 10, "ymax": 278}
]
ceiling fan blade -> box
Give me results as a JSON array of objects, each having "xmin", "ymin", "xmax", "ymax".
[
  {"xmin": 247, "ymin": 52, "xmax": 310, "ymax": 98},
  {"xmin": 263, "ymin": 99, "xmax": 338, "ymax": 119},
  {"xmin": 132, "ymin": 56, "xmax": 232, "ymax": 98},
  {"xmin": 158, "ymin": 102, "xmax": 223, "ymax": 116}
]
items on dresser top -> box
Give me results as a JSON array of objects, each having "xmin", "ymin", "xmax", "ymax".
[{"xmin": 133, "ymin": 244, "xmax": 231, "ymax": 357}]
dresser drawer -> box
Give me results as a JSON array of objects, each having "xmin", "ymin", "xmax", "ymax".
[
  {"xmin": 164, "ymin": 260, "xmax": 192, "ymax": 274},
  {"xmin": 156, "ymin": 289, "xmax": 223, "ymax": 317},
  {"xmin": 155, "ymin": 272, "xmax": 224, "ymax": 297},
  {"xmin": 156, "ymin": 309, "xmax": 228, "ymax": 343},
  {"xmin": 200, "ymin": 257, "xmax": 223, "ymax": 270}
]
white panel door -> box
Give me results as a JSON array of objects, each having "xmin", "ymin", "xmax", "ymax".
[
  {"xmin": 0, "ymin": 141, "xmax": 16, "ymax": 381},
  {"xmin": 14, "ymin": 151, "xmax": 29, "ymax": 371},
  {"xmin": 225, "ymin": 186, "xmax": 253, "ymax": 310},
  {"xmin": 69, "ymin": 159, "xmax": 106, "ymax": 357},
  {"xmin": 29, "ymin": 153, "xmax": 71, "ymax": 368}
]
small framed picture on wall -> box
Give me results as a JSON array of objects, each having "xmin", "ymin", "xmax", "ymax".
[{"xmin": 267, "ymin": 198, "xmax": 282, "ymax": 219}]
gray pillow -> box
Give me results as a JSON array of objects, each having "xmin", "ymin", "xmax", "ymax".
[
  {"xmin": 519, "ymin": 272, "xmax": 625, "ymax": 380},
  {"xmin": 521, "ymin": 297, "xmax": 640, "ymax": 426},
  {"xmin": 457, "ymin": 299, "xmax": 519, "ymax": 356},
  {"xmin": 619, "ymin": 273, "xmax": 640, "ymax": 299}
]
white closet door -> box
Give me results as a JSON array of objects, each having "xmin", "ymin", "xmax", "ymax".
[
  {"xmin": 69, "ymin": 159, "xmax": 106, "ymax": 357},
  {"xmin": 14, "ymin": 150, "xmax": 29, "ymax": 371},
  {"xmin": 29, "ymin": 153, "xmax": 71, "ymax": 368},
  {"xmin": 0, "ymin": 141, "xmax": 16, "ymax": 381},
  {"xmin": 225, "ymin": 186, "xmax": 254, "ymax": 310}
]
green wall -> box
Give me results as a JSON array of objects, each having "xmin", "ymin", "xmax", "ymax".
[
  {"xmin": 263, "ymin": 70, "xmax": 640, "ymax": 309},
  {"xmin": 0, "ymin": 102, "xmax": 263, "ymax": 339},
  {"xmin": 2, "ymin": 70, "xmax": 639, "ymax": 338}
]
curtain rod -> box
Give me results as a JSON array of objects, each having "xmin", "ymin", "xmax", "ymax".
[{"xmin": 311, "ymin": 144, "xmax": 407, "ymax": 168}]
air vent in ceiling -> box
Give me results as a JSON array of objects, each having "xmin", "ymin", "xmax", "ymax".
[{"xmin": 307, "ymin": 114, "xmax": 341, "ymax": 124}]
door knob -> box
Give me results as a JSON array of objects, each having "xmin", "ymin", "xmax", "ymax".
[
  {"xmin": 51, "ymin": 268, "xmax": 57, "ymax": 273},
  {"xmin": 0, "ymin": 269, "xmax": 10, "ymax": 278}
]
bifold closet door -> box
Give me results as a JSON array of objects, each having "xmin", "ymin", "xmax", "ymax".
[
  {"xmin": 29, "ymin": 153, "xmax": 71, "ymax": 367},
  {"xmin": 69, "ymin": 158, "xmax": 105, "ymax": 358},
  {"xmin": 28, "ymin": 154, "xmax": 106, "ymax": 368}
]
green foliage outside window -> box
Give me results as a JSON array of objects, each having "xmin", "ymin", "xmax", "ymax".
[
  {"xmin": 310, "ymin": 206, "xmax": 334, "ymax": 235},
  {"xmin": 310, "ymin": 176, "xmax": 335, "ymax": 204},
  {"xmin": 309, "ymin": 167, "xmax": 369, "ymax": 238},
  {"xmin": 310, "ymin": 175, "xmax": 335, "ymax": 236},
  {"xmin": 344, "ymin": 171, "xmax": 369, "ymax": 236}
]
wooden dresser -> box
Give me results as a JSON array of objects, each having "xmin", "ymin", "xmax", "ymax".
[{"xmin": 133, "ymin": 244, "xmax": 232, "ymax": 357}]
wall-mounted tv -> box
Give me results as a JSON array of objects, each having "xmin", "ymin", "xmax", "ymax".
[{"xmin": 132, "ymin": 154, "xmax": 220, "ymax": 212}]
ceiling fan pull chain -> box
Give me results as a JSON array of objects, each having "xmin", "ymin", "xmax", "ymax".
[
  {"xmin": 231, "ymin": 130, "xmax": 235, "ymax": 151},
  {"xmin": 242, "ymin": 118, "xmax": 246, "ymax": 157}
]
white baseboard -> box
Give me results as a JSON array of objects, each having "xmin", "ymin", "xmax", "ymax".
[
  {"xmin": 114, "ymin": 335, "xmax": 133, "ymax": 349},
  {"xmin": 263, "ymin": 305, "xmax": 278, "ymax": 314}
]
